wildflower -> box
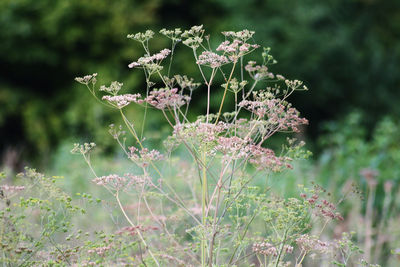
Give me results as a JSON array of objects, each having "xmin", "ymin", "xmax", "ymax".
[
  {"xmin": 181, "ymin": 25, "xmax": 205, "ymax": 49},
  {"xmin": 217, "ymin": 40, "xmax": 259, "ymax": 56},
  {"xmin": 129, "ymin": 147, "xmax": 164, "ymax": 167},
  {"xmin": 245, "ymin": 61, "xmax": 274, "ymax": 80},
  {"xmin": 222, "ymin": 29, "xmax": 255, "ymax": 41},
  {"xmin": 285, "ymin": 79, "xmax": 308, "ymax": 91},
  {"xmin": 239, "ymin": 96, "xmax": 308, "ymax": 133},
  {"xmin": 128, "ymin": 49, "xmax": 171, "ymax": 70},
  {"xmin": 92, "ymin": 174, "xmax": 126, "ymax": 190},
  {"xmin": 182, "ymin": 25, "xmax": 204, "ymax": 37},
  {"xmin": 174, "ymin": 75, "xmax": 201, "ymax": 91},
  {"xmin": 196, "ymin": 51, "xmax": 229, "ymax": 68},
  {"xmin": 252, "ymin": 242, "xmax": 278, "ymax": 256},
  {"xmin": 160, "ymin": 28, "xmax": 182, "ymax": 42},
  {"xmin": 173, "ymin": 120, "xmax": 228, "ymax": 146},
  {"xmin": 248, "ymin": 144, "xmax": 291, "ymax": 172},
  {"xmin": 87, "ymin": 245, "xmax": 112, "ymax": 256},
  {"xmin": 296, "ymin": 234, "xmax": 331, "ymax": 254},
  {"xmin": 74, "ymin": 73, "xmax": 97, "ymax": 85},
  {"xmin": 214, "ymin": 136, "xmax": 249, "ymax": 161},
  {"xmin": 221, "ymin": 78, "xmax": 248, "ymax": 94},
  {"xmin": 284, "ymin": 245, "xmax": 294, "ymax": 254},
  {"xmin": 108, "ymin": 124, "xmax": 125, "ymax": 139},
  {"xmin": 302, "ymin": 190, "xmax": 343, "ymax": 220},
  {"xmin": 127, "ymin": 30, "xmax": 154, "ymax": 42},
  {"xmin": 124, "ymin": 173, "xmax": 150, "ymax": 188},
  {"xmin": 0, "ymin": 185, "xmax": 25, "ymax": 193},
  {"xmin": 99, "ymin": 81, "xmax": 123, "ymax": 95},
  {"xmin": 145, "ymin": 88, "xmax": 190, "ymax": 110},
  {"xmin": 70, "ymin": 142, "xmax": 96, "ymax": 155},
  {"xmin": 276, "ymin": 74, "xmax": 285, "ymax": 80},
  {"xmin": 102, "ymin": 93, "xmax": 143, "ymax": 108}
]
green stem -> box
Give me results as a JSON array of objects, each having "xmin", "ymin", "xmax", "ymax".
[
  {"xmin": 228, "ymin": 211, "xmax": 257, "ymax": 264},
  {"xmin": 116, "ymin": 192, "xmax": 159, "ymax": 267},
  {"xmin": 201, "ymin": 151, "xmax": 208, "ymax": 267},
  {"xmin": 215, "ymin": 61, "xmax": 237, "ymax": 123},
  {"xmin": 274, "ymin": 230, "xmax": 288, "ymax": 267}
]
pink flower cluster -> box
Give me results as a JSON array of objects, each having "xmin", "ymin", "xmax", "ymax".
[
  {"xmin": 128, "ymin": 146, "xmax": 164, "ymax": 168},
  {"xmin": 145, "ymin": 88, "xmax": 190, "ymax": 110},
  {"xmin": 252, "ymin": 242, "xmax": 278, "ymax": 256},
  {"xmin": 92, "ymin": 173, "xmax": 152, "ymax": 191},
  {"xmin": 214, "ymin": 136, "xmax": 250, "ymax": 160},
  {"xmin": 124, "ymin": 173, "xmax": 150, "ymax": 188},
  {"xmin": 102, "ymin": 93, "xmax": 143, "ymax": 108},
  {"xmin": 196, "ymin": 51, "xmax": 229, "ymax": 68},
  {"xmin": 92, "ymin": 174, "xmax": 126, "ymax": 190},
  {"xmin": 239, "ymin": 98, "xmax": 308, "ymax": 132},
  {"xmin": 248, "ymin": 145, "xmax": 292, "ymax": 171},
  {"xmin": 128, "ymin": 49, "xmax": 171, "ymax": 68},
  {"xmin": 0, "ymin": 185, "xmax": 25, "ymax": 193},
  {"xmin": 300, "ymin": 192, "xmax": 344, "ymax": 221},
  {"xmin": 173, "ymin": 120, "xmax": 228, "ymax": 145},
  {"xmin": 245, "ymin": 61, "xmax": 274, "ymax": 80},
  {"xmin": 296, "ymin": 234, "xmax": 330, "ymax": 254},
  {"xmin": 88, "ymin": 245, "xmax": 112, "ymax": 256},
  {"xmin": 217, "ymin": 40, "xmax": 259, "ymax": 61}
]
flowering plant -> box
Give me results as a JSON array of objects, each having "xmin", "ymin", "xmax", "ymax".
[{"xmin": 72, "ymin": 26, "xmax": 374, "ymax": 266}]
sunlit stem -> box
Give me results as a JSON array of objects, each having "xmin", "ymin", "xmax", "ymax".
[
  {"xmin": 206, "ymin": 68, "xmax": 216, "ymax": 123},
  {"xmin": 215, "ymin": 61, "xmax": 237, "ymax": 123}
]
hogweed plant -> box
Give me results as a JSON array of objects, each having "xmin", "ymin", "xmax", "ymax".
[{"xmin": 72, "ymin": 26, "xmax": 375, "ymax": 266}]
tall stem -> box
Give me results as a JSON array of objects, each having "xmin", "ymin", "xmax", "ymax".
[
  {"xmin": 116, "ymin": 192, "xmax": 159, "ymax": 267},
  {"xmin": 215, "ymin": 61, "xmax": 237, "ymax": 123},
  {"xmin": 274, "ymin": 230, "xmax": 288, "ymax": 267},
  {"xmin": 201, "ymin": 151, "xmax": 208, "ymax": 267},
  {"xmin": 206, "ymin": 68, "xmax": 216, "ymax": 123}
]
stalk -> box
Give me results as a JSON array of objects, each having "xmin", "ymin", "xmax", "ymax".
[
  {"xmin": 201, "ymin": 151, "xmax": 208, "ymax": 267},
  {"xmin": 215, "ymin": 61, "xmax": 237, "ymax": 123},
  {"xmin": 274, "ymin": 230, "xmax": 288, "ymax": 267},
  {"xmin": 116, "ymin": 192, "xmax": 160, "ymax": 267}
]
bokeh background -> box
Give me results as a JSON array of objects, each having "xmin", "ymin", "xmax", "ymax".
[
  {"xmin": 1, "ymin": 0, "xmax": 399, "ymax": 169},
  {"xmin": 1, "ymin": 0, "xmax": 400, "ymax": 264}
]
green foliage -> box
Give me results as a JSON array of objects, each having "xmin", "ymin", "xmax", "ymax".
[
  {"xmin": 314, "ymin": 112, "xmax": 400, "ymax": 265},
  {"xmin": 1, "ymin": 0, "xmax": 400, "ymax": 166},
  {"xmin": 0, "ymin": 168, "xmax": 82, "ymax": 265}
]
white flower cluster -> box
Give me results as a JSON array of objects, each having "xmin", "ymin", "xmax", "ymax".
[
  {"xmin": 74, "ymin": 73, "xmax": 97, "ymax": 85},
  {"xmin": 128, "ymin": 49, "xmax": 171, "ymax": 70},
  {"xmin": 102, "ymin": 93, "xmax": 143, "ymax": 108},
  {"xmin": 99, "ymin": 81, "xmax": 123, "ymax": 95},
  {"xmin": 196, "ymin": 51, "xmax": 229, "ymax": 68},
  {"xmin": 127, "ymin": 30, "xmax": 154, "ymax": 42}
]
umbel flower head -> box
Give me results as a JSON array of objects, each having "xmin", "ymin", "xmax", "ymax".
[
  {"xmin": 145, "ymin": 88, "xmax": 190, "ymax": 110},
  {"xmin": 196, "ymin": 51, "xmax": 229, "ymax": 68},
  {"xmin": 74, "ymin": 73, "xmax": 97, "ymax": 85}
]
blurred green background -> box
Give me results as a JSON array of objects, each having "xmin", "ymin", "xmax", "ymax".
[{"xmin": 0, "ymin": 0, "xmax": 399, "ymax": 169}]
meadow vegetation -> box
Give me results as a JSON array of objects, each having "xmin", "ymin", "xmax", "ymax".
[{"xmin": 1, "ymin": 26, "xmax": 399, "ymax": 266}]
